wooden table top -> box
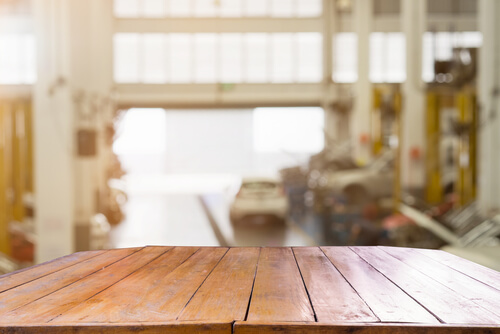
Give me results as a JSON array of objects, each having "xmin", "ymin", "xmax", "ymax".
[{"xmin": 0, "ymin": 246, "xmax": 499, "ymax": 334}]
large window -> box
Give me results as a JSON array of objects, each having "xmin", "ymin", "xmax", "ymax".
[
  {"xmin": 0, "ymin": 33, "xmax": 36, "ymax": 84},
  {"xmin": 114, "ymin": 0, "xmax": 322, "ymax": 18},
  {"xmin": 333, "ymin": 33, "xmax": 358, "ymax": 83},
  {"xmin": 114, "ymin": 32, "xmax": 322, "ymax": 84},
  {"xmin": 369, "ymin": 32, "xmax": 406, "ymax": 83}
]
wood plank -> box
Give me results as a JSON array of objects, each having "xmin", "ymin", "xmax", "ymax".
[
  {"xmin": 416, "ymin": 248, "xmax": 500, "ymax": 291},
  {"xmin": 0, "ymin": 247, "xmax": 171, "ymax": 324},
  {"xmin": 52, "ymin": 247, "xmax": 227, "ymax": 323},
  {"xmin": 0, "ymin": 322, "xmax": 231, "ymax": 334},
  {"xmin": 352, "ymin": 246, "xmax": 500, "ymax": 325},
  {"xmin": 292, "ymin": 247, "xmax": 378, "ymax": 323},
  {"xmin": 0, "ymin": 247, "xmax": 141, "ymax": 316},
  {"xmin": 246, "ymin": 247, "xmax": 315, "ymax": 322},
  {"xmin": 178, "ymin": 247, "xmax": 259, "ymax": 321},
  {"xmin": 321, "ymin": 246, "xmax": 438, "ymax": 324},
  {"xmin": 381, "ymin": 246, "xmax": 500, "ymax": 318},
  {"xmin": 234, "ymin": 321, "xmax": 500, "ymax": 334},
  {"xmin": 0, "ymin": 250, "xmax": 104, "ymax": 294}
]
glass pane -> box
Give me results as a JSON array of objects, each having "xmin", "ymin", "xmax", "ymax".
[
  {"xmin": 369, "ymin": 32, "xmax": 384, "ymax": 83},
  {"xmin": 169, "ymin": 0, "xmax": 191, "ymax": 16},
  {"xmin": 271, "ymin": 0, "xmax": 294, "ymax": 17},
  {"xmin": 0, "ymin": 34, "xmax": 22, "ymax": 84},
  {"xmin": 114, "ymin": 33, "xmax": 140, "ymax": 83},
  {"xmin": 435, "ymin": 32, "xmax": 453, "ymax": 61},
  {"xmin": 297, "ymin": 33, "xmax": 322, "ymax": 83},
  {"xmin": 385, "ymin": 33, "xmax": 405, "ymax": 82},
  {"xmin": 245, "ymin": 33, "xmax": 268, "ymax": 82},
  {"xmin": 422, "ymin": 32, "xmax": 434, "ymax": 82},
  {"xmin": 220, "ymin": 33, "xmax": 243, "ymax": 83},
  {"xmin": 220, "ymin": 0, "xmax": 242, "ymax": 17},
  {"xmin": 333, "ymin": 33, "xmax": 358, "ymax": 83},
  {"xmin": 170, "ymin": 33, "xmax": 192, "ymax": 82},
  {"xmin": 297, "ymin": 0, "xmax": 322, "ymax": 17},
  {"xmin": 194, "ymin": 33, "xmax": 217, "ymax": 83},
  {"xmin": 271, "ymin": 33, "xmax": 293, "ymax": 83},
  {"xmin": 142, "ymin": 34, "xmax": 167, "ymax": 83},
  {"xmin": 114, "ymin": 0, "xmax": 140, "ymax": 17},
  {"xmin": 22, "ymin": 34, "xmax": 36, "ymax": 84},
  {"xmin": 141, "ymin": 0, "xmax": 165, "ymax": 17},
  {"xmin": 244, "ymin": 0, "xmax": 268, "ymax": 16},
  {"xmin": 194, "ymin": 0, "xmax": 218, "ymax": 17}
]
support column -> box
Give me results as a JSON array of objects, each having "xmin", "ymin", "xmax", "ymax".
[
  {"xmin": 401, "ymin": 0, "xmax": 426, "ymax": 194},
  {"xmin": 322, "ymin": 0, "xmax": 337, "ymax": 147},
  {"xmin": 478, "ymin": 0, "xmax": 500, "ymax": 214},
  {"xmin": 351, "ymin": 0, "xmax": 372, "ymax": 165},
  {"xmin": 33, "ymin": 0, "xmax": 113, "ymax": 262}
]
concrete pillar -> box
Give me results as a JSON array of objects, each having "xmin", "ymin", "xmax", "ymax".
[
  {"xmin": 401, "ymin": 0, "xmax": 426, "ymax": 193},
  {"xmin": 351, "ymin": 0, "xmax": 372, "ymax": 165},
  {"xmin": 33, "ymin": 0, "xmax": 113, "ymax": 262},
  {"xmin": 322, "ymin": 0, "xmax": 337, "ymax": 148},
  {"xmin": 478, "ymin": 0, "xmax": 500, "ymax": 214}
]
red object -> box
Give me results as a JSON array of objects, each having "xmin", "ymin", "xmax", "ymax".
[
  {"xmin": 359, "ymin": 133, "xmax": 369, "ymax": 144},
  {"xmin": 410, "ymin": 146, "xmax": 421, "ymax": 160}
]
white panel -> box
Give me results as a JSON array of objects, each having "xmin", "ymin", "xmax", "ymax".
[
  {"xmin": 220, "ymin": 0, "xmax": 242, "ymax": 17},
  {"xmin": 297, "ymin": 0, "xmax": 322, "ymax": 17},
  {"xmin": 220, "ymin": 33, "xmax": 243, "ymax": 83},
  {"xmin": 271, "ymin": 33, "xmax": 293, "ymax": 83},
  {"xmin": 245, "ymin": 0, "xmax": 268, "ymax": 16},
  {"xmin": 369, "ymin": 32, "xmax": 384, "ymax": 83},
  {"xmin": 114, "ymin": 0, "xmax": 140, "ymax": 17},
  {"xmin": 333, "ymin": 33, "xmax": 358, "ymax": 83},
  {"xmin": 194, "ymin": 33, "xmax": 217, "ymax": 83},
  {"xmin": 245, "ymin": 33, "xmax": 268, "ymax": 82},
  {"xmin": 271, "ymin": 0, "xmax": 294, "ymax": 17},
  {"xmin": 435, "ymin": 32, "xmax": 453, "ymax": 60},
  {"xmin": 0, "ymin": 34, "xmax": 22, "ymax": 83},
  {"xmin": 169, "ymin": 0, "xmax": 191, "ymax": 16},
  {"xmin": 169, "ymin": 33, "xmax": 192, "ymax": 82},
  {"xmin": 460, "ymin": 31, "xmax": 482, "ymax": 47},
  {"xmin": 422, "ymin": 32, "xmax": 434, "ymax": 82},
  {"xmin": 385, "ymin": 33, "xmax": 406, "ymax": 82},
  {"xmin": 194, "ymin": 0, "xmax": 217, "ymax": 17},
  {"xmin": 114, "ymin": 33, "xmax": 140, "ymax": 83},
  {"xmin": 141, "ymin": 0, "xmax": 165, "ymax": 17},
  {"xmin": 22, "ymin": 34, "xmax": 36, "ymax": 84},
  {"xmin": 142, "ymin": 34, "xmax": 167, "ymax": 83},
  {"xmin": 297, "ymin": 33, "xmax": 322, "ymax": 83}
]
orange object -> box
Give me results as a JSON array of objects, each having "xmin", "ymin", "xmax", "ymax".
[
  {"xmin": 410, "ymin": 146, "xmax": 421, "ymax": 160},
  {"xmin": 359, "ymin": 133, "xmax": 369, "ymax": 144}
]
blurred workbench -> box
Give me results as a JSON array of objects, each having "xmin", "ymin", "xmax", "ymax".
[{"xmin": 0, "ymin": 246, "xmax": 499, "ymax": 333}]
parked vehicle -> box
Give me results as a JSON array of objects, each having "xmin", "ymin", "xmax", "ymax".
[{"xmin": 229, "ymin": 177, "xmax": 289, "ymax": 226}]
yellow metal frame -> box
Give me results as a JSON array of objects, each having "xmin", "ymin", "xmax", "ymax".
[
  {"xmin": 393, "ymin": 91, "xmax": 402, "ymax": 212},
  {"xmin": 425, "ymin": 92, "xmax": 442, "ymax": 204},
  {"xmin": 0, "ymin": 104, "xmax": 9, "ymax": 255},
  {"xmin": 372, "ymin": 88, "xmax": 383, "ymax": 155}
]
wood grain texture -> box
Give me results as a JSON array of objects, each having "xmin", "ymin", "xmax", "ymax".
[
  {"xmin": 321, "ymin": 246, "xmax": 438, "ymax": 324},
  {"xmin": 0, "ymin": 247, "xmax": 171, "ymax": 324},
  {"xmin": 0, "ymin": 250, "xmax": 104, "ymax": 294},
  {"xmin": 416, "ymin": 247, "xmax": 500, "ymax": 291},
  {"xmin": 0, "ymin": 322, "xmax": 231, "ymax": 334},
  {"xmin": 53, "ymin": 247, "xmax": 227, "ymax": 323},
  {"xmin": 246, "ymin": 247, "xmax": 315, "ymax": 322},
  {"xmin": 353, "ymin": 246, "xmax": 500, "ymax": 325},
  {"xmin": 0, "ymin": 248, "xmax": 140, "ymax": 316},
  {"xmin": 292, "ymin": 247, "xmax": 378, "ymax": 323},
  {"xmin": 381, "ymin": 246, "xmax": 500, "ymax": 318},
  {"xmin": 178, "ymin": 247, "xmax": 259, "ymax": 321},
  {"xmin": 234, "ymin": 322, "xmax": 500, "ymax": 334}
]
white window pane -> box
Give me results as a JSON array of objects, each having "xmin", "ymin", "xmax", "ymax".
[
  {"xmin": 220, "ymin": 34, "xmax": 242, "ymax": 83},
  {"xmin": 220, "ymin": 0, "xmax": 242, "ymax": 17},
  {"xmin": 369, "ymin": 32, "xmax": 384, "ymax": 83},
  {"xmin": 385, "ymin": 33, "xmax": 405, "ymax": 82},
  {"xmin": 254, "ymin": 107, "xmax": 324, "ymax": 153},
  {"xmin": 422, "ymin": 32, "xmax": 434, "ymax": 82},
  {"xmin": 297, "ymin": 0, "xmax": 322, "ymax": 17},
  {"xmin": 169, "ymin": 33, "xmax": 192, "ymax": 82},
  {"xmin": 271, "ymin": 0, "xmax": 294, "ymax": 17},
  {"xmin": 245, "ymin": 0, "xmax": 268, "ymax": 16},
  {"xmin": 194, "ymin": 33, "xmax": 217, "ymax": 83},
  {"xmin": 114, "ymin": 33, "xmax": 140, "ymax": 83},
  {"xmin": 297, "ymin": 33, "xmax": 322, "ymax": 83},
  {"xmin": 333, "ymin": 33, "xmax": 358, "ymax": 83},
  {"xmin": 271, "ymin": 33, "xmax": 293, "ymax": 83},
  {"xmin": 22, "ymin": 34, "xmax": 36, "ymax": 84},
  {"xmin": 0, "ymin": 34, "xmax": 21, "ymax": 83},
  {"xmin": 435, "ymin": 32, "xmax": 452, "ymax": 61},
  {"xmin": 194, "ymin": 0, "xmax": 217, "ymax": 17},
  {"xmin": 245, "ymin": 33, "xmax": 268, "ymax": 82},
  {"xmin": 141, "ymin": 0, "xmax": 165, "ymax": 17},
  {"xmin": 458, "ymin": 31, "xmax": 482, "ymax": 48},
  {"xmin": 169, "ymin": 0, "xmax": 191, "ymax": 16},
  {"xmin": 142, "ymin": 34, "xmax": 167, "ymax": 83},
  {"xmin": 114, "ymin": 0, "xmax": 140, "ymax": 17}
]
